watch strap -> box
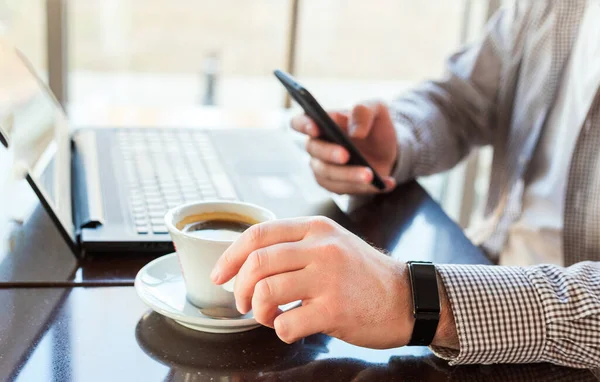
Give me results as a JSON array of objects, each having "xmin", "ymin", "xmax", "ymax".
[
  {"xmin": 409, "ymin": 316, "xmax": 439, "ymax": 346},
  {"xmin": 406, "ymin": 261, "xmax": 440, "ymax": 346}
]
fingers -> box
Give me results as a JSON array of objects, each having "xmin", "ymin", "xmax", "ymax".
[
  {"xmin": 348, "ymin": 101, "xmax": 392, "ymax": 139},
  {"xmin": 291, "ymin": 114, "xmax": 319, "ymax": 137},
  {"xmin": 305, "ymin": 139, "xmax": 350, "ymax": 165},
  {"xmin": 309, "ymin": 159, "xmax": 397, "ymax": 194},
  {"xmin": 316, "ymin": 175, "xmax": 396, "ymax": 195},
  {"xmin": 273, "ymin": 303, "xmax": 329, "ymax": 344},
  {"xmin": 290, "ymin": 102, "xmax": 391, "ymax": 141},
  {"xmin": 234, "ymin": 242, "xmax": 312, "ymax": 314},
  {"xmin": 315, "ymin": 176, "xmax": 396, "ymax": 195},
  {"xmin": 310, "ymin": 158, "xmax": 373, "ymax": 183},
  {"xmin": 211, "ymin": 218, "xmax": 312, "ymax": 284},
  {"xmin": 290, "ymin": 111, "xmax": 349, "ymax": 138},
  {"xmin": 252, "ymin": 270, "xmax": 313, "ymax": 328}
]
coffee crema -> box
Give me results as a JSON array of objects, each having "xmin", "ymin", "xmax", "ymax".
[{"xmin": 176, "ymin": 212, "xmax": 258, "ymax": 241}]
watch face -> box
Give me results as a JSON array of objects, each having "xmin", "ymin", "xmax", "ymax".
[{"xmin": 410, "ymin": 263, "xmax": 440, "ymax": 313}]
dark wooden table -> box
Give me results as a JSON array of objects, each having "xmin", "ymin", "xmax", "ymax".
[{"xmin": 1, "ymin": 179, "xmax": 596, "ymax": 381}]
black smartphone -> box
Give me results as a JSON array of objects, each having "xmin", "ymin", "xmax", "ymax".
[{"xmin": 274, "ymin": 69, "xmax": 386, "ymax": 190}]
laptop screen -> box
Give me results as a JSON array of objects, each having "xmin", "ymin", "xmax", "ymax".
[{"xmin": 0, "ymin": 38, "xmax": 75, "ymax": 243}]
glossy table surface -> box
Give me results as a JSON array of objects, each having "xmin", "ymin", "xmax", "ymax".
[
  {"xmin": 4, "ymin": 287, "xmax": 597, "ymax": 382},
  {"xmin": 2, "ymin": 181, "xmax": 595, "ymax": 381},
  {"xmin": 1, "ymin": 106, "xmax": 596, "ymax": 381}
]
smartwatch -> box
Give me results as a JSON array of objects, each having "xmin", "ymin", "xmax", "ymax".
[{"xmin": 406, "ymin": 261, "xmax": 440, "ymax": 346}]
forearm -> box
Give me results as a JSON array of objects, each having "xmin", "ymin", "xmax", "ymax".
[
  {"xmin": 389, "ymin": 63, "xmax": 497, "ymax": 184},
  {"xmin": 390, "ymin": 75, "xmax": 496, "ymax": 181}
]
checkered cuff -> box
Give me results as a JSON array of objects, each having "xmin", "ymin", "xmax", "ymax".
[
  {"xmin": 431, "ymin": 263, "xmax": 600, "ymax": 369},
  {"xmin": 431, "ymin": 264, "xmax": 546, "ymax": 365}
]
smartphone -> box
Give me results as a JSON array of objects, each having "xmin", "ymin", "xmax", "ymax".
[{"xmin": 274, "ymin": 69, "xmax": 386, "ymax": 190}]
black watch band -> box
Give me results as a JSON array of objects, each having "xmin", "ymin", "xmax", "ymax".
[{"xmin": 406, "ymin": 261, "xmax": 440, "ymax": 346}]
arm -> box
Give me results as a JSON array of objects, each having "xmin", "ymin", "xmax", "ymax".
[
  {"xmin": 431, "ymin": 261, "xmax": 600, "ymax": 369},
  {"xmin": 210, "ymin": 215, "xmax": 600, "ymax": 368},
  {"xmin": 391, "ymin": 3, "xmax": 528, "ymax": 182}
]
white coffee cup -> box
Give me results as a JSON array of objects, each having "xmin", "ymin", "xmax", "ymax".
[{"xmin": 165, "ymin": 201, "xmax": 276, "ymax": 318}]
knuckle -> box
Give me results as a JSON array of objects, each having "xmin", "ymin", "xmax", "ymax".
[
  {"xmin": 247, "ymin": 249, "xmax": 265, "ymax": 274},
  {"xmin": 255, "ymin": 278, "xmax": 274, "ymax": 301},
  {"xmin": 314, "ymin": 239, "xmax": 347, "ymax": 265},
  {"xmin": 247, "ymin": 223, "xmax": 265, "ymax": 246},
  {"xmin": 309, "ymin": 216, "xmax": 336, "ymax": 232},
  {"xmin": 352, "ymin": 103, "xmax": 370, "ymax": 119},
  {"xmin": 252, "ymin": 303, "xmax": 269, "ymax": 325},
  {"xmin": 320, "ymin": 241, "xmax": 343, "ymax": 258}
]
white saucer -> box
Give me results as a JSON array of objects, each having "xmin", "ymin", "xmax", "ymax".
[{"xmin": 135, "ymin": 253, "xmax": 300, "ymax": 334}]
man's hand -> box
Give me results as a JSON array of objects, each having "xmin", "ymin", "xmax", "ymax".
[
  {"xmin": 291, "ymin": 101, "xmax": 398, "ymax": 195},
  {"xmin": 210, "ymin": 216, "xmax": 415, "ymax": 348}
]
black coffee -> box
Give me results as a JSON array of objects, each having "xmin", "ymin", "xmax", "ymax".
[{"xmin": 182, "ymin": 219, "xmax": 252, "ymax": 241}]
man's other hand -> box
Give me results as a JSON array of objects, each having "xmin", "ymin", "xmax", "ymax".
[{"xmin": 291, "ymin": 101, "xmax": 398, "ymax": 195}]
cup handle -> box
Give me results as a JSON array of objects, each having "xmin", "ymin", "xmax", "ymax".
[{"xmin": 221, "ymin": 276, "xmax": 235, "ymax": 293}]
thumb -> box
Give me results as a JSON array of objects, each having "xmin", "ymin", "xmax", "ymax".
[{"xmin": 348, "ymin": 101, "xmax": 391, "ymax": 139}]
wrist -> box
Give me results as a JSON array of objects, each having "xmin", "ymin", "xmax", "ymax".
[
  {"xmin": 395, "ymin": 262, "xmax": 415, "ymax": 346},
  {"xmin": 393, "ymin": 262, "xmax": 458, "ymax": 349}
]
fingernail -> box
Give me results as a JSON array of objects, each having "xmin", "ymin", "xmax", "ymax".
[
  {"xmin": 236, "ymin": 302, "xmax": 244, "ymax": 314},
  {"xmin": 335, "ymin": 150, "xmax": 346, "ymax": 162},
  {"xmin": 237, "ymin": 301, "xmax": 251, "ymax": 315},
  {"xmin": 210, "ymin": 267, "xmax": 220, "ymax": 283},
  {"xmin": 384, "ymin": 177, "xmax": 396, "ymax": 192},
  {"xmin": 305, "ymin": 124, "xmax": 315, "ymax": 135},
  {"xmin": 363, "ymin": 168, "xmax": 373, "ymax": 182}
]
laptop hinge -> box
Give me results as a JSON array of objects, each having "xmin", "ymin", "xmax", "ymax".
[{"xmin": 72, "ymin": 130, "xmax": 105, "ymax": 229}]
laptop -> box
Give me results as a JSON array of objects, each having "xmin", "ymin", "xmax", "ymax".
[{"xmin": 0, "ymin": 40, "xmax": 346, "ymax": 258}]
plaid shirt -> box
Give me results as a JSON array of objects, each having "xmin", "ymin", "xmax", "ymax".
[{"xmin": 390, "ymin": 1, "xmax": 600, "ymax": 369}]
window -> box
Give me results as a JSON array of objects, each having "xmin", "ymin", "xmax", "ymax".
[
  {"xmin": 0, "ymin": 0, "xmax": 47, "ymax": 80},
  {"xmin": 295, "ymin": 0, "xmax": 464, "ymax": 108},
  {"xmin": 3, "ymin": 0, "xmax": 497, "ymax": 226},
  {"xmin": 69, "ymin": 0, "xmax": 291, "ymax": 107}
]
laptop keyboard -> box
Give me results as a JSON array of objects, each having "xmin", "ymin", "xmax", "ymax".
[{"xmin": 117, "ymin": 129, "xmax": 238, "ymax": 235}]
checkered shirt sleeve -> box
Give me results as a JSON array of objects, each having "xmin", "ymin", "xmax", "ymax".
[{"xmin": 430, "ymin": 262, "xmax": 600, "ymax": 369}]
